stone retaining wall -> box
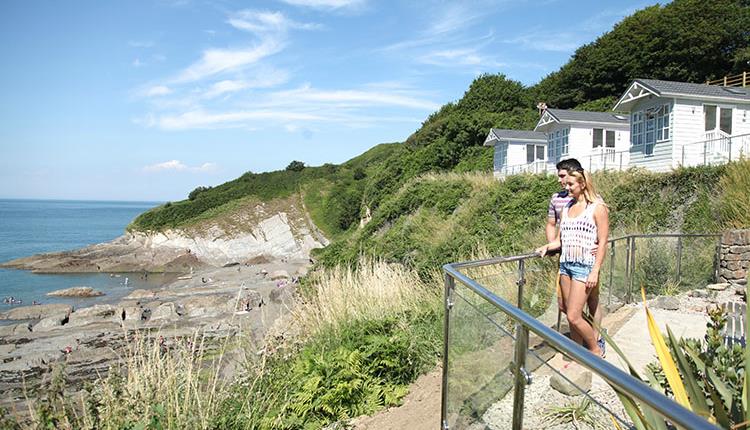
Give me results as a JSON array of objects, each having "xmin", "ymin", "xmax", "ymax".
[{"xmin": 720, "ymin": 229, "xmax": 750, "ymax": 283}]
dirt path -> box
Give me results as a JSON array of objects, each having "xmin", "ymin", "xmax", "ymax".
[{"xmin": 351, "ymin": 366, "xmax": 443, "ymax": 430}]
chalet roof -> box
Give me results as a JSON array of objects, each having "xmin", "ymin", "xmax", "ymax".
[
  {"xmin": 545, "ymin": 108, "xmax": 629, "ymax": 124},
  {"xmin": 614, "ymin": 79, "xmax": 750, "ymax": 110},
  {"xmin": 483, "ymin": 128, "xmax": 547, "ymax": 146},
  {"xmin": 534, "ymin": 108, "xmax": 628, "ymax": 132}
]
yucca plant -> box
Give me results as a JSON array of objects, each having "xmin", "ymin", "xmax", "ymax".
[{"xmin": 604, "ymin": 284, "xmax": 750, "ymax": 430}]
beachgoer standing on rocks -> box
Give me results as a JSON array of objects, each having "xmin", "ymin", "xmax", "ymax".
[{"xmin": 538, "ymin": 165, "xmax": 609, "ymax": 358}]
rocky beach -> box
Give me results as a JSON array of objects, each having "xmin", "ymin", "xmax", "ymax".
[{"xmin": 0, "ymin": 202, "xmax": 327, "ymax": 416}]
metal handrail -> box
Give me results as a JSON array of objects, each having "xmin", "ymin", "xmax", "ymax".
[{"xmin": 441, "ymin": 239, "xmax": 722, "ymax": 430}]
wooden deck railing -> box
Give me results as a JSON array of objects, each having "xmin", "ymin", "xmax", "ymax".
[{"xmin": 706, "ymin": 71, "xmax": 748, "ymax": 87}]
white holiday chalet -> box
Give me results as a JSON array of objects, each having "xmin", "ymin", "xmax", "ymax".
[
  {"xmin": 614, "ymin": 79, "xmax": 750, "ymax": 171},
  {"xmin": 483, "ymin": 129, "xmax": 548, "ymax": 178},
  {"xmin": 534, "ymin": 109, "xmax": 630, "ymax": 171}
]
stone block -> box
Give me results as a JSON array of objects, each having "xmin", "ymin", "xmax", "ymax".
[
  {"xmin": 706, "ymin": 283, "xmax": 730, "ymax": 291},
  {"xmin": 730, "ymin": 245, "xmax": 750, "ymax": 254},
  {"xmin": 725, "ymin": 260, "xmax": 741, "ymax": 271},
  {"xmin": 651, "ymin": 296, "xmax": 680, "ymax": 310},
  {"xmin": 0, "ymin": 322, "xmax": 31, "ymax": 336},
  {"xmin": 150, "ymin": 303, "xmax": 179, "ymax": 321},
  {"xmin": 550, "ymin": 362, "xmax": 592, "ymax": 396},
  {"xmin": 689, "ymin": 289, "xmax": 710, "ymax": 298},
  {"xmin": 32, "ymin": 313, "xmax": 69, "ymax": 332}
]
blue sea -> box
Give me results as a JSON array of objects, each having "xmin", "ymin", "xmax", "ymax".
[{"xmin": 0, "ymin": 199, "xmax": 172, "ymax": 311}]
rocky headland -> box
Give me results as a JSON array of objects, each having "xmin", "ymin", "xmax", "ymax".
[{"xmin": 0, "ymin": 201, "xmax": 328, "ymax": 414}]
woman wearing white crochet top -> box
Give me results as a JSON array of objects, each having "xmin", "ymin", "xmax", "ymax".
[{"xmin": 536, "ymin": 167, "xmax": 609, "ymax": 358}]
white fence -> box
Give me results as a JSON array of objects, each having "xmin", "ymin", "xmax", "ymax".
[{"xmin": 680, "ymin": 132, "xmax": 750, "ymax": 167}]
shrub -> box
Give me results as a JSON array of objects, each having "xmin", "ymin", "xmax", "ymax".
[{"xmin": 286, "ymin": 160, "xmax": 306, "ymax": 172}]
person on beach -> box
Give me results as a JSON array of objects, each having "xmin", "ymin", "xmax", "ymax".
[
  {"xmin": 547, "ymin": 159, "xmax": 605, "ymax": 352},
  {"xmin": 537, "ymin": 165, "xmax": 609, "ymax": 357}
]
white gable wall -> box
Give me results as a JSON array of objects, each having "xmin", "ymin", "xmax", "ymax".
[
  {"xmin": 557, "ymin": 124, "xmax": 629, "ymax": 171},
  {"xmin": 672, "ymin": 98, "xmax": 704, "ymax": 166},
  {"xmin": 628, "ymin": 97, "xmax": 674, "ymax": 172}
]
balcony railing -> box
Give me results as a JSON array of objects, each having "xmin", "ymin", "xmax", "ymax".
[
  {"xmin": 680, "ymin": 132, "xmax": 750, "ymax": 167},
  {"xmin": 441, "ymin": 232, "xmax": 721, "ymax": 430}
]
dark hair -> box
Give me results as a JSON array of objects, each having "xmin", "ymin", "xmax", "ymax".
[{"xmin": 556, "ymin": 158, "xmax": 582, "ymax": 172}]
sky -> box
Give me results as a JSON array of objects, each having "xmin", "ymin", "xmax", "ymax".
[{"xmin": 0, "ymin": 0, "xmax": 662, "ymax": 201}]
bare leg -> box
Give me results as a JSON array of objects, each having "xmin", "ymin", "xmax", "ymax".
[
  {"xmin": 559, "ymin": 275, "xmax": 582, "ymax": 345},
  {"xmin": 566, "ymin": 279, "xmax": 602, "ymax": 355},
  {"xmin": 587, "ymin": 285, "xmax": 601, "ymax": 343}
]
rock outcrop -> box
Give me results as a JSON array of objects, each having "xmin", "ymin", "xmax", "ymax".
[
  {"xmin": 0, "ymin": 195, "xmax": 328, "ymax": 274},
  {"xmin": 47, "ymin": 287, "xmax": 104, "ymax": 297}
]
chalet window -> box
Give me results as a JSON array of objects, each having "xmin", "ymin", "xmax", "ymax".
[
  {"xmin": 705, "ymin": 105, "xmax": 717, "ymax": 131},
  {"xmin": 631, "ymin": 112, "xmax": 644, "ymax": 147},
  {"xmin": 656, "ymin": 104, "xmax": 670, "ymax": 141},
  {"xmin": 645, "ymin": 112, "xmax": 656, "ymax": 156},
  {"xmin": 496, "ymin": 143, "xmax": 507, "ymax": 167},
  {"xmin": 592, "ymin": 129, "xmax": 616, "ymax": 148},
  {"xmin": 546, "ymin": 127, "xmax": 569, "ymax": 159},
  {"xmin": 593, "ymin": 128, "xmax": 603, "ymax": 148},
  {"xmin": 705, "ymin": 104, "xmax": 733, "ymax": 135},
  {"xmin": 606, "ymin": 130, "xmax": 615, "ymax": 147},
  {"xmin": 720, "ymin": 107, "xmax": 733, "ymax": 134},
  {"xmin": 526, "ymin": 144, "xmax": 544, "ymax": 163}
]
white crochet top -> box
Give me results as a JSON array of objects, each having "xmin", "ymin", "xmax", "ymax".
[{"xmin": 560, "ymin": 201, "xmax": 598, "ymax": 266}]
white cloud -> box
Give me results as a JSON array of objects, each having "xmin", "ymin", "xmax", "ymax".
[
  {"xmin": 156, "ymin": 109, "xmax": 325, "ymax": 130},
  {"xmin": 144, "ymin": 160, "xmax": 187, "ymax": 171},
  {"xmin": 132, "ymin": 58, "xmax": 144, "ymax": 67},
  {"xmin": 278, "ymin": 0, "xmax": 365, "ymax": 10},
  {"xmin": 504, "ymin": 32, "xmax": 585, "ymax": 53},
  {"xmin": 172, "ymin": 40, "xmax": 284, "ymax": 84},
  {"xmin": 270, "ymin": 85, "xmax": 441, "ymax": 110},
  {"xmin": 418, "ymin": 49, "xmax": 491, "ymax": 67},
  {"xmin": 169, "ymin": 10, "xmax": 317, "ymax": 84},
  {"xmin": 143, "ymin": 160, "xmax": 219, "ymax": 172},
  {"xmin": 228, "ymin": 10, "xmax": 319, "ymax": 33},
  {"xmin": 145, "ymin": 85, "xmax": 172, "ymax": 97},
  {"xmin": 202, "ymin": 72, "xmax": 289, "ymax": 98}
]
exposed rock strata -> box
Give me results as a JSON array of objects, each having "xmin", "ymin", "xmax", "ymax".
[{"xmin": 1, "ymin": 211, "xmax": 326, "ymax": 274}]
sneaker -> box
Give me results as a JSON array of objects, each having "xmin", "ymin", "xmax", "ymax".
[{"xmin": 597, "ymin": 330, "xmax": 607, "ymax": 358}]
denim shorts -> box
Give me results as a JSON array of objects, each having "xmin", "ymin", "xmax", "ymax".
[{"xmin": 559, "ymin": 261, "xmax": 593, "ymax": 283}]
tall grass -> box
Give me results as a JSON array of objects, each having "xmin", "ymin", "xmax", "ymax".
[
  {"xmin": 16, "ymin": 330, "xmax": 234, "ymax": 430},
  {"xmin": 720, "ymin": 158, "xmax": 750, "ymax": 228},
  {"xmin": 293, "ymin": 259, "xmax": 440, "ymax": 336}
]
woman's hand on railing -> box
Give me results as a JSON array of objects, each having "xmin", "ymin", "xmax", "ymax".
[{"xmin": 535, "ymin": 244, "xmax": 549, "ymax": 257}]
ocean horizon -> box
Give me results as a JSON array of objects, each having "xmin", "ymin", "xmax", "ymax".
[{"xmin": 0, "ymin": 199, "xmax": 171, "ymax": 312}]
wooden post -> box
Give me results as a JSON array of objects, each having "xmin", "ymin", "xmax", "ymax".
[{"xmin": 744, "ymin": 72, "xmax": 747, "ymax": 88}]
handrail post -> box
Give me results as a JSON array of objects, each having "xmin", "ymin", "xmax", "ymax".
[
  {"xmin": 624, "ymin": 237, "xmax": 631, "ymax": 303},
  {"xmin": 675, "ymin": 237, "xmax": 683, "ymax": 284},
  {"xmin": 608, "ymin": 240, "xmax": 615, "ymax": 305},
  {"xmin": 440, "ymin": 272, "xmax": 455, "ymax": 430},
  {"xmin": 715, "ymin": 238, "xmax": 722, "ymax": 283},
  {"xmin": 729, "ymin": 137, "xmax": 733, "ymax": 162},
  {"xmin": 628, "ymin": 237, "xmax": 637, "ymax": 303},
  {"xmin": 511, "ymin": 259, "xmax": 528, "ymax": 430},
  {"xmin": 704, "ymin": 141, "xmax": 708, "ymax": 166}
]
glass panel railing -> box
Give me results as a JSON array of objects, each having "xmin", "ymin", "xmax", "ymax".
[
  {"xmin": 631, "ymin": 235, "xmax": 719, "ymax": 298},
  {"xmin": 519, "ymin": 337, "xmax": 633, "ymax": 429},
  {"xmin": 445, "ymin": 281, "xmax": 516, "ymax": 428}
]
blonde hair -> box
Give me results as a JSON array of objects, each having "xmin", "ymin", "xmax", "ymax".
[{"xmin": 569, "ymin": 169, "xmax": 604, "ymax": 205}]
